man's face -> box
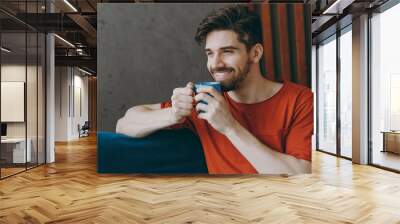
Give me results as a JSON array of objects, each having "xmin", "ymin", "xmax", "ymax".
[{"xmin": 204, "ymin": 30, "xmax": 251, "ymax": 91}]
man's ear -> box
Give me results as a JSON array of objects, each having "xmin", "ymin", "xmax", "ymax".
[{"xmin": 250, "ymin": 43, "xmax": 264, "ymax": 63}]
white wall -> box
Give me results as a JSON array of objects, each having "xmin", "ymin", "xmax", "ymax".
[
  {"xmin": 72, "ymin": 73, "xmax": 89, "ymax": 138},
  {"xmin": 1, "ymin": 65, "xmax": 27, "ymax": 141},
  {"xmin": 55, "ymin": 67, "xmax": 89, "ymax": 141},
  {"xmin": 55, "ymin": 67, "xmax": 69, "ymax": 141}
]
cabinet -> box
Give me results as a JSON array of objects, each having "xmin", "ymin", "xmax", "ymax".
[
  {"xmin": 1, "ymin": 138, "xmax": 32, "ymax": 164},
  {"xmin": 382, "ymin": 131, "xmax": 400, "ymax": 154}
]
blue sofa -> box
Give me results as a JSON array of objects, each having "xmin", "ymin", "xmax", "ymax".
[{"xmin": 97, "ymin": 129, "xmax": 208, "ymax": 174}]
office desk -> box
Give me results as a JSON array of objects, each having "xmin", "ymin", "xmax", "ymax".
[
  {"xmin": 1, "ymin": 138, "xmax": 32, "ymax": 163},
  {"xmin": 381, "ymin": 131, "xmax": 400, "ymax": 154}
]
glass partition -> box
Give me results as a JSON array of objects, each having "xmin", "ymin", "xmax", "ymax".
[
  {"xmin": 38, "ymin": 32, "xmax": 45, "ymax": 165},
  {"xmin": 0, "ymin": 1, "xmax": 46, "ymax": 179},
  {"xmin": 27, "ymin": 31, "xmax": 38, "ymax": 170},
  {"xmin": 1, "ymin": 31, "xmax": 28, "ymax": 178}
]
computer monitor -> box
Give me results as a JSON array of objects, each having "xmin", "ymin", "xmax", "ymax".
[{"xmin": 1, "ymin": 123, "xmax": 7, "ymax": 137}]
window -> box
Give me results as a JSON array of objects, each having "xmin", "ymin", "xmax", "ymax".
[
  {"xmin": 339, "ymin": 28, "xmax": 352, "ymax": 158},
  {"xmin": 317, "ymin": 36, "xmax": 337, "ymax": 155},
  {"xmin": 370, "ymin": 2, "xmax": 400, "ymax": 171}
]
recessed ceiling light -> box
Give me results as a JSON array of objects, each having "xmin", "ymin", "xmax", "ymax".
[
  {"xmin": 63, "ymin": 0, "xmax": 78, "ymax": 12},
  {"xmin": 78, "ymin": 67, "xmax": 93, "ymax": 76},
  {"xmin": 322, "ymin": 0, "xmax": 354, "ymax": 15},
  {"xmin": 54, "ymin": 34, "xmax": 75, "ymax": 48},
  {"xmin": 1, "ymin": 47, "xmax": 11, "ymax": 53}
]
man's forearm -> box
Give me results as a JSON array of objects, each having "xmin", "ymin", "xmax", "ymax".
[
  {"xmin": 225, "ymin": 121, "xmax": 311, "ymax": 175},
  {"xmin": 116, "ymin": 107, "xmax": 180, "ymax": 138}
]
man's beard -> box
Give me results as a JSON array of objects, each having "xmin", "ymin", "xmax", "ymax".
[{"xmin": 210, "ymin": 61, "xmax": 251, "ymax": 92}]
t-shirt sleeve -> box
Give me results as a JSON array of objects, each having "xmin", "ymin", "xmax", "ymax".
[
  {"xmin": 160, "ymin": 100, "xmax": 195, "ymax": 131},
  {"xmin": 285, "ymin": 89, "xmax": 313, "ymax": 161}
]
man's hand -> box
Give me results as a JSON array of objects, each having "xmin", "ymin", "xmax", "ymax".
[
  {"xmin": 194, "ymin": 87, "xmax": 238, "ymax": 134},
  {"xmin": 171, "ymin": 82, "xmax": 195, "ymax": 123}
]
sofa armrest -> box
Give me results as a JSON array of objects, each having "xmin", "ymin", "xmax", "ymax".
[{"xmin": 97, "ymin": 129, "xmax": 208, "ymax": 174}]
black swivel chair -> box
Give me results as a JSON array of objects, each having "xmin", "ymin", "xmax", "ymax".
[{"xmin": 78, "ymin": 121, "xmax": 90, "ymax": 138}]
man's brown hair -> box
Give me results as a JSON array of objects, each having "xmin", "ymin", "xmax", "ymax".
[{"xmin": 194, "ymin": 5, "xmax": 262, "ymax": 51}]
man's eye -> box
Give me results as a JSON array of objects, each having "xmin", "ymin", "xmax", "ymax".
[
  {"xmin": 223, "ymin": 50, "xmax": 233, "ymax": 53},
  {"xmin": 206, "ymin": 52, "xmax": 213, "ymax": 56}
]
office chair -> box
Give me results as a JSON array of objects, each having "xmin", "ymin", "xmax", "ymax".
[{"xmin": 79, "ymin": 121, "xmax": 90, "ymax": 138}]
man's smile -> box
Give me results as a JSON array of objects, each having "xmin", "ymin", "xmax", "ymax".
[
  {"xmin": 214, "ymin": 71, "xmax": 232, "ymax": 81},
  {"xmin": 212, "ymin": 68, "xmax": 234, "ymax": 81}
]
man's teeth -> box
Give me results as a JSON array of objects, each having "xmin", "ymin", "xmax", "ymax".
[{"xmin": 215, "ymin": 71, "xmax": 231, "ymax": 75}]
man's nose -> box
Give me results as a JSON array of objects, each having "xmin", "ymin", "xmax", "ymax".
[{"xmin": 210, "ymin": 53, "xmax": 225, "ymax": 68}]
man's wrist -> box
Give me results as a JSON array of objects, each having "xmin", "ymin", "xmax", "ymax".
[
  {"xmin": 224, "ymin": 120, "xmax": 242, "ymax": 137},
  {"xmin": 166, "ymin": 107, "xmax": 184, "ymax": 124}
]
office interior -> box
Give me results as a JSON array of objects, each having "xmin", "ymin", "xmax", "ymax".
[{"xmin": 0, "ymin": 0, "xmax": 399, "ymax": 222}]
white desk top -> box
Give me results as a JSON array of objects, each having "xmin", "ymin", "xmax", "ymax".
[{"xmin": 1, "ymin": 138, "xmax": 28, "ymax": 143}]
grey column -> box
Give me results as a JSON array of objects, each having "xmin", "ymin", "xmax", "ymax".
[
  {"xmin": 352, "ymin": 14, "xmax": 369, "ymax": 164},
  {"xmin": 46, "ymin": 0, "xmax": 55, "ymax": 163}
]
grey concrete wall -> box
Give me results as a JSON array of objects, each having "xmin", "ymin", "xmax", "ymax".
[{"xmin": 98, "ymin": 3, "xmax": 236, "ymax": 131}]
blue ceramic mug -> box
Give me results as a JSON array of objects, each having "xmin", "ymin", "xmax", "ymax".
[
  {"xmin": 194, "ymin": 82, "xmax": 222, "ymax": 113},
  {"xmin": 194, "ymin": 82, "xmax": 222, "ymax": 94}
]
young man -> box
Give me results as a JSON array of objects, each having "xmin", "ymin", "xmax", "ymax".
[{"xmin": 116, "ymin": 5, "xmax": 313, "ymax": 175}]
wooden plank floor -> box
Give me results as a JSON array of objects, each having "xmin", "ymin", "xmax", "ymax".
[{"xmin": 1, "ymin": 135, "xmax": 400, "ymax": 223}]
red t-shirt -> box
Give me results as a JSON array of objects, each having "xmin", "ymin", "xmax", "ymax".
[{"xmin": 161, "ymin": 81, "xmax": 313, "ymax": 174}]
